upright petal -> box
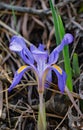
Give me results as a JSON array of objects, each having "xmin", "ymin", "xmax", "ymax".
[
  {"xmin": 49, "ymin": 33, "xmax": 73, "ymax": 64},
  {"xmin": 38, "ymin": 44, "xmax": 45, "ymax": 51},
  {"xmin": 55, "ymin": 33, "xmax": 74, "ymax": 52},
  {"xmin": 30, "ymin": 44, "xmax": 47, "ymax": 55},
  {"xmin": 30, "ymin": 44, "xmax": 37, "ymax": 52},
  {"xmin": 9, "ymin": 35, "xmax": 34, "ymax": 64},
  {"xmin": 32, "ymin": 49, "xmax": 48, "ymax": 63},
  {"xmin": 9, "ymin": 35, "xmax": 27, "ymax": 52},
  {"xmin": 20, "ymin": 48, "xmax": 34, "ymax": 65},
  {"xmin": 48, "ymin": 50, "xmax": 59, "ymax": 64},
  {"xmin": 63, "ymin": 33, "xmax": 74, "ymax": 44},
  {"xmin": 30, "ymin": 44, "xmax": 48, "ymax": 66}
]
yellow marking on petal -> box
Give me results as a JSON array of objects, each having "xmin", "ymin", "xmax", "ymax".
[
  {"xmin": 52, "ymin": 64, "xmax": 62, "ymax": 74},
  {"xmin": 17, "ymin": 65, "xmax": 28, "ymax": 73}
]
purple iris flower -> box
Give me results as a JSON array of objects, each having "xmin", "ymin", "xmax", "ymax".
[{"xmin": 8, "ymin": 34, "xmax": 73, "ymax": 93}]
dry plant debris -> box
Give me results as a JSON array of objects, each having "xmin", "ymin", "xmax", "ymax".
[{"xmin": 0, "ymin": 0, "xmax": 83, "ymax": 130}]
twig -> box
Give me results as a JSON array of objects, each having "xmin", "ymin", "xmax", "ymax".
[
  {"xmin": 54, "ymin": 111, "xmax": 68, "ymax": 130},
  {"xmin": 0, "ymin": 20, "xmax": 31, "ymax": 46},
  {"xmin": 65, "ymin": 86, "xmax": 83, "ymax": 117},
  {"xmin": 0, "ymin": 1, "xmax": 76, "ymax": 17},
  {"xmin": 0, "ymin": 81, "xmax": 3, "ymax": 118},
  {"xmin": 5, "ymin": 84, "xmax": 11, "ymax": 127},
  {"xmin": 0, "ymin": 2, "xmax": 50, "ymax": 17},
  {"xmin": 46, "ymin": 82, "xmax": 81, "ymax": 99},
  {"xmin": 54, "ymin": 99, "xmax": 80, "ymax": 130},
  {"xmin": 70, "ymin": 37, "xmax": 80, "ymax": 60},
  {"xmin": 71, "ymin": 19, "xmax": 83, "ymax": 31},
  {"xmin": 67, "ymin": 4, "xmax": 83, "ymax": 31}
]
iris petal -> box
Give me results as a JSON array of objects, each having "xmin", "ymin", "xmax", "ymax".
[
  {"xmin": 49, "ymin": 33, "xmax": 73, "ymax": 64},
  {"xmin": 30, "ymin": 44, "xmax": 48, "ymax": 63},
  {"xmin": 30, "ymin": 44, "xmax": 45, "ymax": 52},
  {"xmin": 45, "ymin": 70, "xmax": 52, "ymax": 88},
  {"xmin": 30, "ymin": 44, "xmax": 37, "ymax": 52},
  {"xmin": 9, "ymin": 35, "xmax": 27, "ymax": 52},
  {"xmin": 20, "ymin": 48, "xmax": 34, "ymax": 65},
  {"xmin": 8, "ymin": 65, "xmax": 31, "ymax": 92},
  {"xmin": 52, "ymin": 64, "xmax": 66, "ymax": 92},
  {"xmin": 32, "ymin": 50, "xmax": 48, "ymax": 62},
  {"xmin": 42, "ymin": 64, "xmax": 66, "ymax": 92},
  {"xmin": 63, "ymin": 33, "xmax": 74, "ymax": 45},
  {"xmin": 8, "ymin": 65, "xmax": 39, "ymax": 92},
  {"xmin": 49, "ymin": 50, "xmax": 59, "ymax": 64},
  {"xmin": 38, "ymin": 44, "xmax": 45, "ymax": 51},
  {"xmin": 55, "ymin": 33, "xmax": 74, "ymax": 53},
  {"xmin": 9, "ymin": 35, "xmax": 34, "ymax": 65}
]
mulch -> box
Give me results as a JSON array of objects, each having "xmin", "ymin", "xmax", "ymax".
[{"xmin": 0, "ymin": 0, "xmax": 83, "ymax": 130}]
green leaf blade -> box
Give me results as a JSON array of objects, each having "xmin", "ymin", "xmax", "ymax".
[{"xmin": 49, "ymin": 0, "xmax": 73, "ymax": 91}]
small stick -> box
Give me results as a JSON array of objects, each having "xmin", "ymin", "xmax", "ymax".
[
  {"xmin": 65, "ymin": 86, "xmax": 83, "ymax": 117},
  {"xmin": 0, "ymin": 20, "xmax": 31, "ymax": 46}
]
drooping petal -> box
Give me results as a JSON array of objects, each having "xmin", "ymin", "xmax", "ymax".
[
  {"xmin": 8, "ymin": 65, "xmax": 28, "ymax": 92},
  {"xmin": 8, "ymin": 65, "xmax": 38, "ymax": 92},
  {"xmin": 42, "ymin": 64, "xmax": 67, "ymax": 92},
  {"xmin": 9, "ymin": 35, "xmax": 34, "ymax": 64},
  {"xmin": 52, "ymin": 64, "xmax": 67, "ymax": 92},
  {"xmin": 49, "ymin": 33, "xmax": 73, "ymax": 64}
]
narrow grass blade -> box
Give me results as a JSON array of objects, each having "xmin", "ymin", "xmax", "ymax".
[
  {"xmin": 49, "ymin": 0, "xmax": 73, "ymax": 91},
  {"xmin": 10, "ymin": 0, "xmax": 18, "ymax": 33},
  {"xmin": 49, "ymin": 0, "xmax": 61, "ymax": 45},
  {"xmin": 72, "ymin": 53, "xmax": 80, "ymax": 78}
]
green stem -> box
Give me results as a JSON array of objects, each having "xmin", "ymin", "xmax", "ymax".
[{"xmin": 38, "ymin": 93, "xmax": 46, "ymax": 130}]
